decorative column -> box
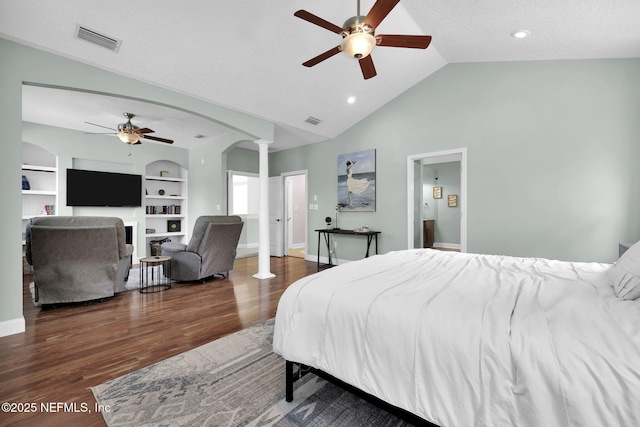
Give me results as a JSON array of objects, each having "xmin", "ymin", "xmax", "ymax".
[{"xmin": 253, "ymin": 139, "xmax": 275, "ymax": 279}]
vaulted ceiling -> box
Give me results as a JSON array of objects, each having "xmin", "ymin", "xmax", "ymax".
[{"xmin": 2, "ymin": 0, "xmax": 639, "ymax": 151}]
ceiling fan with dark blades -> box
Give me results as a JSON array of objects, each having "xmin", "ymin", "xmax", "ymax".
[
  {"xmin": 295, "ymin": 0, "xmax": 432, "ymax": 80},
  {"xmin": 85, "ymin": 112, "xmax": 173, "ymax": 145}
]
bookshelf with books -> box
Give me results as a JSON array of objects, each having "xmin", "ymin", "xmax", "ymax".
[
  {"xmin": 22, "ymin": 143, "xmax": 57, "ymax": 243},
  {"xmin": 144, "ymin": 160, "xmax": 187, "ymax": 253}
]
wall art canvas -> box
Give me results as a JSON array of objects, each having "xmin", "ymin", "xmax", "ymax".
[{"xmin": 337, "ymin": 149, "xmax": 376, "ymax": 212}]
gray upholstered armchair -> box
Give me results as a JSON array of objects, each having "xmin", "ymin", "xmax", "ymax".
[
  {"xmin": 25, "ymin": 216, "xmax": 134, "ymax": 304},
  {"xmin": 161, "ymin": 215, "xmax": 244, "ymax": 282}
]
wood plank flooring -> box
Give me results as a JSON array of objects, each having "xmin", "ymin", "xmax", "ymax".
[{"xmin": 0, "ymin": 256, "xmax": 317, "ymax": 426}]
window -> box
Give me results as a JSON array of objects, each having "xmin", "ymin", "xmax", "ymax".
[{"xmin": 227, "ymin": 171, "xmax": 259, "ymax": 215}]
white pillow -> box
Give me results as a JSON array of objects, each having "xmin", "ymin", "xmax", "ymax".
[{"xmin": 610, "ymin": 241, "xmax": 640, "ymax": 300}]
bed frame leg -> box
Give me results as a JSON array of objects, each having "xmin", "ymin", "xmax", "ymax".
[{"xmin": 285, "ymin": 360, "xmax": 294, "ymax": 402}]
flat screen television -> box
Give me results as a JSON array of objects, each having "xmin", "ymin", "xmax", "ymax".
[{"xmin": 66, "ymin": 169, "xmax": 142, "ymax": 207}]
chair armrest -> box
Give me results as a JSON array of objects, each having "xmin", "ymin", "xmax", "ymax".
[{"xmin": 162, "ymin": 242, "xmax": 187, "ymax": 254}]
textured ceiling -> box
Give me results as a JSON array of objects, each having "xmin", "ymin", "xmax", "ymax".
[{"xmin": 2, "ymin": 0, "xmax": 639, "ymax": 151}]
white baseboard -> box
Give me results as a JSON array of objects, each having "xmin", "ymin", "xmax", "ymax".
[
  {"xmin": 237, "ymin": 243, "xmax": 259, "ymax": 249},
  {"xmin": 433, "ymin": 242, "xmax": 461, "ymax": 251},
  {"xmin": 0, "ymin": 317, "xmax": 25, "ymax": 337}
]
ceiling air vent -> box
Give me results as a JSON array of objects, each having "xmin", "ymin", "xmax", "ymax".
[
  {"xmin": 305, "ymin": 116, "xmax": 322, "ymax": 125},
  {"xmin": 75, "ymin": 25, "xmax": 121, "ymax": 52}
]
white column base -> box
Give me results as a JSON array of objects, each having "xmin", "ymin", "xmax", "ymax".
[{"xmin": 253, "ymin": 272, "xmax": 276, "ymax": 279}]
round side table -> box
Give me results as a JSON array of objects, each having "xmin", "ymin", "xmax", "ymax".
[{"xmin": 139, "ymin": 256, "xmax": 172, "ymax": 293}]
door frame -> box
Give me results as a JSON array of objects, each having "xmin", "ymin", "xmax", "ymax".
[
  {"xmin": 406, "ymin": 148, "xmax": 467, "ymax": 252},
  {"xmin": 281, "ymin": 170, "xmax": 308, "ymax": 258},
  {"xmin": 269, "ymin": 175, "xmax": 284, "ymax": 257}
]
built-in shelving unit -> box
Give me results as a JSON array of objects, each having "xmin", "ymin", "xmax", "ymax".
[
  {"xmin": 144, "ymin": 161, "xmax": 188, "ymax": 253},
  {"xmin": 22, "ymin": 144, "xmax": 58, "ymax": 243}
]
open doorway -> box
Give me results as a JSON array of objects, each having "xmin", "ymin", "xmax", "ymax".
[
  {"xmin": 407, "ymin": 149, "xmax": 467, "ymax": 252},
  {"xmin": 283, "ymin": 171, "xmax": 307, "ymax": 259}
]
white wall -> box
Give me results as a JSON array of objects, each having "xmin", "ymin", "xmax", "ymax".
[{"xmin": 22, "ymin": 121, "xmax": 188, "ymax": 257}]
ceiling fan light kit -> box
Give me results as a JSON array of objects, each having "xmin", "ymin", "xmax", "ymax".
[
  {"xmin": 86, "ymin": 112, "xmax": 173, "ymax": 145},
  {"xmin": 117, "ymin": 131, "xmax": 140, "ymax": 144},
  {"xmin": 341, "ymin": 32, "xmax": 376, "ymax": 59},
  {"xmin": 295, "ymin": 0, "xmax": 432, "ymax": 80}
]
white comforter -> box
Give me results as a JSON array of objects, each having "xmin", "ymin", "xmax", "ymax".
[{"xmin": 273, "ymin": 249, "xmax": 640, "ymax": 427}]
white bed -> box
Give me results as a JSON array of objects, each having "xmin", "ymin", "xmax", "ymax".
[{"xmin": 273, "ymin": 248, "xmax": 640, "ymax": 426}]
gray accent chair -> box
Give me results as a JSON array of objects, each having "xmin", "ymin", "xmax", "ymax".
[
  {"xmin": 25, "ymin": 216, "xmax": 134, "ymax": 304},
  {"xmin": 161, "ymin": 215, "xmax": 244, "ymax": 282}
]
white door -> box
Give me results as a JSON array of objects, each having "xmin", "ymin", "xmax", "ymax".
[
  {"xmin": 269, "ymin": 176, "xmax": 284, "ymax": 257},
  {"xmin": 283, "ymin": 172, "xmax": 308, "ymax": 258}
]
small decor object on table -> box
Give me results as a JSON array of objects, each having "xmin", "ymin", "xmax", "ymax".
[
  {"xmin": 448, "ymin": 194, "xmax": 458, "ymax": 207},
  {"xmin": 325, "ymin": 216, "xmax": 332, "ymax": 229}
]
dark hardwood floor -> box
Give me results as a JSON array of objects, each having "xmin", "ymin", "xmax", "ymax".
[{"xmin": 0, "ymin": 256, "xmax": 317, "ymax": 426}]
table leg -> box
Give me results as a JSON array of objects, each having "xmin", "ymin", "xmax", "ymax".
[
  {"xmin": 365, "ymin": 235, "xmax": 372, "ymax": 257},
  {"xmin": 317, "ymin": 232, "xmax": 321, "ymax": 270}
]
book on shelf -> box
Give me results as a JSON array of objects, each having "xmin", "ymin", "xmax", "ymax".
[{"xmin": 146, "ymin": 205, "xmax": 181, "ymax": 215}]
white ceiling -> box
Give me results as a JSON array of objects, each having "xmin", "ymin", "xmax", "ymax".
[{"xmin": 3, "ymin": 0, "xmax": 640, "ymax": 151}]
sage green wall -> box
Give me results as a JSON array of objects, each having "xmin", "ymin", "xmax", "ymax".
[
  {"xmin": 434, "ymin": 162, "xmax": 460, "ymax": 245},
  {"xmin": 271, "ymin": 59, "xmax": 640, "ymax": 263},
  {"xmin": 0, "ymin": 38, "xmax": 273, "ymax": 334},
  {"xmin": 227, "ymin": 147, "xmax": 259, "ymax": 174},
  {"xmin": 423, "ymin": 162, "xmax": 461, "ymax": 246}
]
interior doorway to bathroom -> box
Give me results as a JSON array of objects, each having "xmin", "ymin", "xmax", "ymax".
[
  {"xmin": 283, "ymin": 171, "xmax": 307, "ymax": 259},
  {"xmin": 407, "ymin": 149, "xmax": 467, "ymax": 252}
]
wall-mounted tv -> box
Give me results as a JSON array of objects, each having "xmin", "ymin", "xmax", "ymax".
[{"xmin": 66, "ymin": 169, "xmax": 142, "ymax": 207}]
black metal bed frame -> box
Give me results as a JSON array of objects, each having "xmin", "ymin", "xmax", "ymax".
[{"xmin": 285, "ymin": 360, "xmax": 439, "ymax": 426}]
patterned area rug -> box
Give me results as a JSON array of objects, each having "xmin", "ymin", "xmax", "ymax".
[{"xmin": 91, "ymin": 319, "xmax": 417, "ymax": 426}]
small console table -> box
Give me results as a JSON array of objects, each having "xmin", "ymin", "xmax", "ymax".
[
  {"xmin": 139, "ymin": 255, "xmax": 172, "ymax": 293},
  {"xmin": 315, "ymin": 228, "xmax": 380, "ymax": 270}
]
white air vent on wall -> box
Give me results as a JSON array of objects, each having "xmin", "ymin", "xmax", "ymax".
[
  {"xmin": 75, "ymin": 25, "xmax": 121, "ymax": 52},
  {"xmin": 305, "ymin": 116, "xmax": 322, "ymax": 125}
]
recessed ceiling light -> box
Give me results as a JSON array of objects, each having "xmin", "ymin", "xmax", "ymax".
[
  {"xmin": 347, "ymin": 96, "xmax": 357, "ymax": 104},
  {"xmin": 511, "ymin": 30, "xmax": 530, "ymax": 39}
]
